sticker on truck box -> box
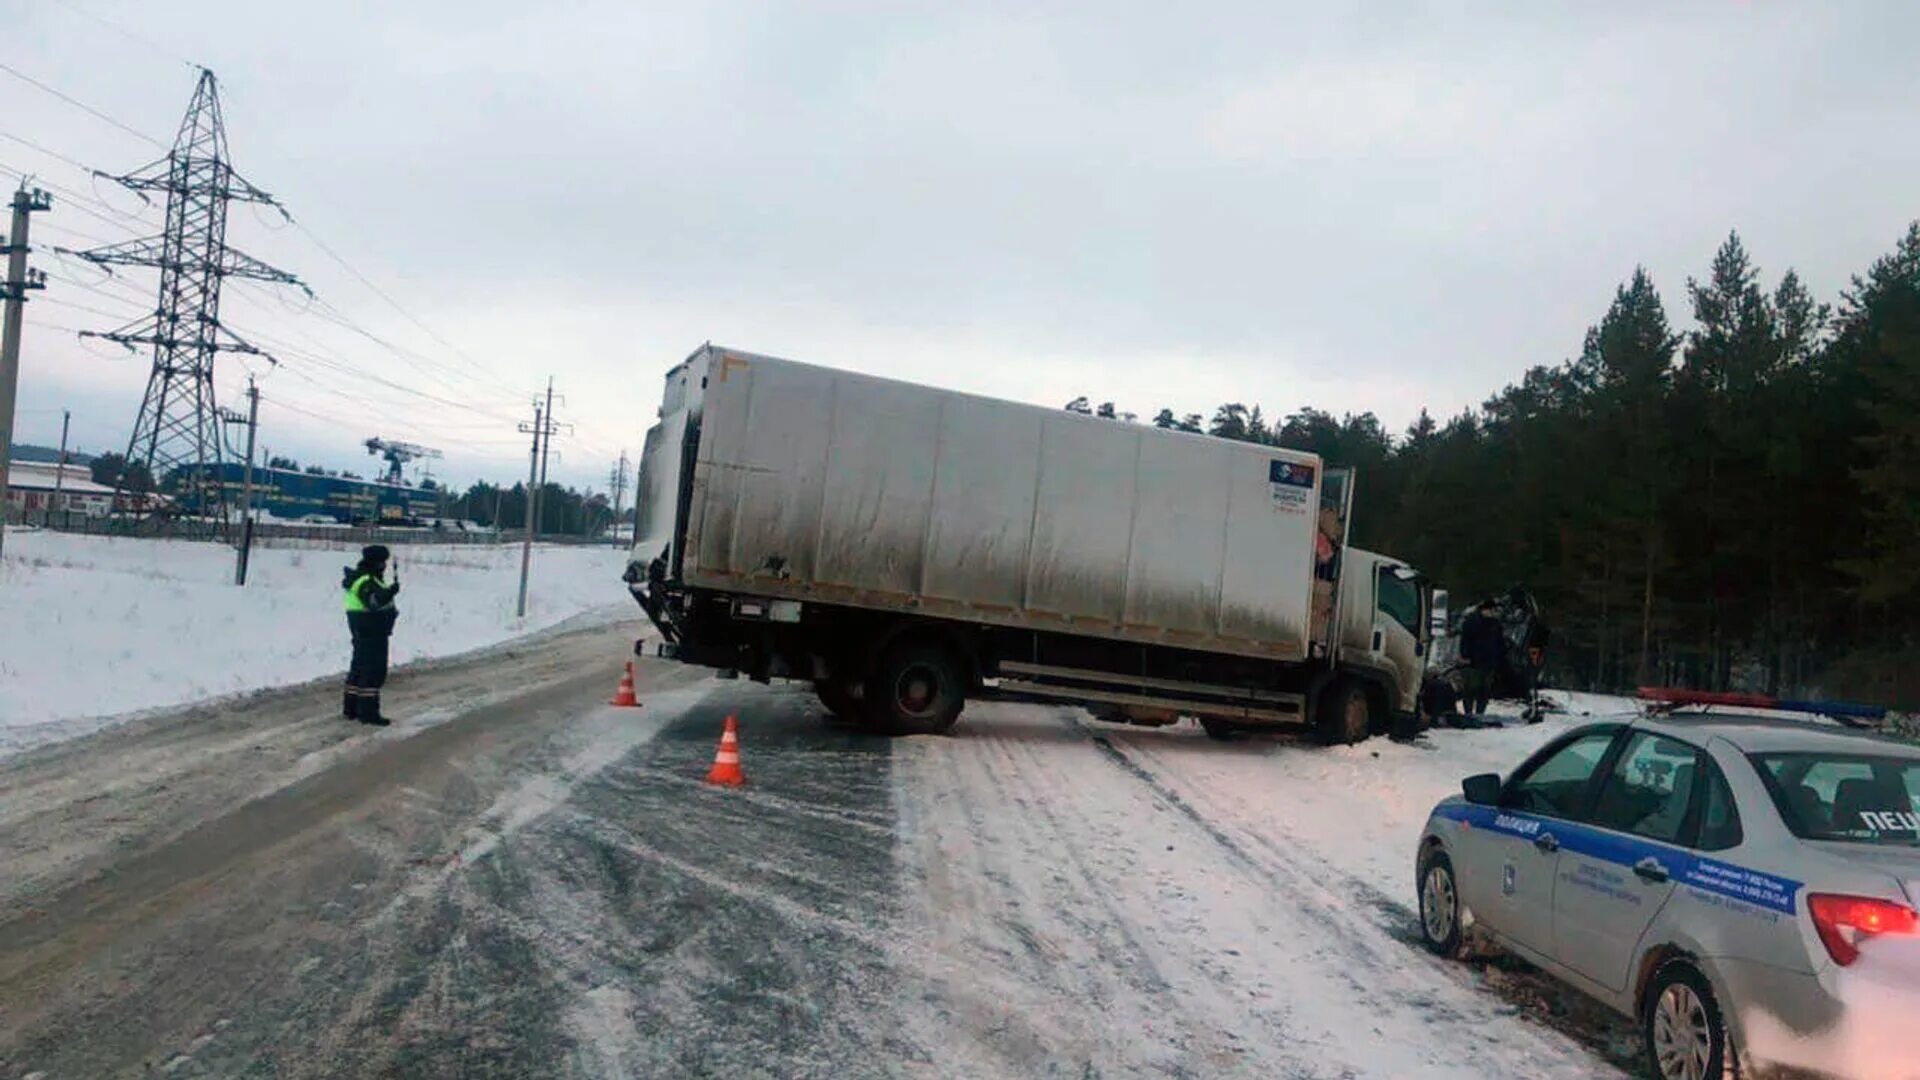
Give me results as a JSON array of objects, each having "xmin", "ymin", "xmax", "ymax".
[{"xmin": 1269, "ymin": 460, "xmax": 1314, "ymax": 512}]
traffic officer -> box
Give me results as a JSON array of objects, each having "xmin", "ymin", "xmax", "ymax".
[{"xmin": 342, "ymin": 544, "xmax": 400, "ymax": 726}]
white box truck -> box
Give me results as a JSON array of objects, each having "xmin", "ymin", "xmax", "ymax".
[{"xmin": 625, "ymin": 345, "xmax": 1433, "ymax": 743}]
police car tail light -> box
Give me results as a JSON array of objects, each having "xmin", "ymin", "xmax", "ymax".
[{"xmin": 1808, "ymin": 893, "xmax": 1918, "ymax": 966}]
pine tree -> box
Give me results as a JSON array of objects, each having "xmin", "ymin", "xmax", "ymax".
[
  {"xmin": 1835, "ymin": 223, "xmax": 1920, "ymax": 606},
  {"xmin": 1209, "ymin": 403, "xmax": 1250, "ymax": 440}
]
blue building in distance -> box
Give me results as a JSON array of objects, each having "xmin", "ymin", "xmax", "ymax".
[{"xmin": 174, "ymin": 464, "xmax": 439, "ymax": 524}]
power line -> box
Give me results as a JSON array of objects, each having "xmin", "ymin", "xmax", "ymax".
[
  {"xmin": 0, "ymin": 61, "xmax": 167, "ymax": 149},
  {"xmin": 0, "ymin": 161, "xmax": 154, "ymax": 235},
  {"xmin": 38, "ymin": 218, "xmax": 135, "ymax": 249},
  {"xmin": 237, "ymin": 323, "xmax": 523, "ymax": 423},
  {"xmin": 222, "ymin": 276, "xmax": 530, "ymax": 410},
  {"xmin": 38, "ymin": 293, "xmax": 148, "ymax": 325},
  {"xmin": 287, "ymin": 217, "xmax": 514, "ymax": 388},
  {"xmin": 50, "ymin": 0, "xmax": 201, "ymax": 72},
  {"xmin": 0, "ymin": 130, "xmax": 95, "ymax": 174}
]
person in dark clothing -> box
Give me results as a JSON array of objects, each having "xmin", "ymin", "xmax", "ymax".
[
  {"xmin": 1458, "ymin": 599, "xmax": 1507, "ymax": 717},
  {"xmin": 342, "ymin": 544, "xmax": 400, "ymax": 726}
]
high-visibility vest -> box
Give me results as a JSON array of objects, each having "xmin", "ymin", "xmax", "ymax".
[{"xmin": 343, "ymin": 573, "xmax": 383, "ymax": 613}]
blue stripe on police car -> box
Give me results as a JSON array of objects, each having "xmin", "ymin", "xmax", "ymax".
[{"xmin": 1432, "ymin": 803, "xmax": 1802, "ymax": 915}]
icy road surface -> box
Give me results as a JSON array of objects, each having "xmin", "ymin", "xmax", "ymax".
[{"xmin": 0, "ymin": 631, "xmax": 1633, "ymax": 1078}]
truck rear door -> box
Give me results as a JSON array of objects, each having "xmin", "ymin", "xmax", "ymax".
[{"xmin": 1314, "ymin": 467, "xmax": 1354, "ymax": 657}]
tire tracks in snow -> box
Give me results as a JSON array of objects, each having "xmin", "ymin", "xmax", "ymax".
[
  {"xmin": 1087, "ymin": 720, "xmax": 1641, "ymax": 1076},
  {"xmin": 894, "ymin": 703, "xmax": 1617, "ymax": 1077}
]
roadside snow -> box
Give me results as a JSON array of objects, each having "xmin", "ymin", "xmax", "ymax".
[
  {"xmin": 1105, "ymin": 692, "xmax": 1636, "ymax": 909},
  {"xmin": 0, "ymin": 530, "xmax": 631, "ymax": 759}
]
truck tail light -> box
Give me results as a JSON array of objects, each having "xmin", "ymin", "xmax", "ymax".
[{"xmin": 1808, "ymin": 893, "xmax": 1918, "ymax": 966}]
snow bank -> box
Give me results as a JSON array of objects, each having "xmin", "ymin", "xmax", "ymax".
[{"xmin": 0, "ymin": 530, "xmax": 631, "ymax": 758}]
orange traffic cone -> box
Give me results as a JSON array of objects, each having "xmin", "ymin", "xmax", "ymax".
[
  {"xmin": 705, "ymin": 715, "xmax": 745, "ymax": 786},
  {"xmin": 609, "ymin": 662, "xmax": 640, "ymax": 707}
]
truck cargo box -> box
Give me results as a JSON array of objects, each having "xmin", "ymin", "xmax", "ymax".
[{"xmin": 634, "ymin": 345, "xmax": 1330, "ymax": 663}]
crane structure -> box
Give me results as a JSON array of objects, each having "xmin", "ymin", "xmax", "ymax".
[{"xmin": 364, "ymin": 437, "xmax": 442, "ymax": 485}]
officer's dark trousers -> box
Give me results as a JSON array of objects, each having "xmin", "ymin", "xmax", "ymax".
[{"xmin": 345, "ymin": 613, "xmax": 391, "ymax": 719}]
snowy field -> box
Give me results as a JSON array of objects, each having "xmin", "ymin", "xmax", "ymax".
[{"xmin": 0, "ymin": 529, "xmax": 631, "ymax": 758}]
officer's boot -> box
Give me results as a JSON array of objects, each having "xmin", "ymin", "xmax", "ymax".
[
  {"xmin": 356, "ymin": 691, "xmax": 392, "ymax": 727},
  {"xmin": 343, "ymin": 685, "xmax": 357, "ymax": 719}
]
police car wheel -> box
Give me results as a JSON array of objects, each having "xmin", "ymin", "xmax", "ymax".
[
  {"xmin": 1644, "ymin": 962, "xmax": 1731, "ymax": 1080},
  {"xmin": 1416, "ymin": 848, "xmax": 1464, "ymax": 957}
]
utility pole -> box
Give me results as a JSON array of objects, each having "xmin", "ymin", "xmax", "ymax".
[
  {"xmin": 514, "ymin": 378, "xmax": 567, "ymax": 616},
  {"xmin": 516, "ymin": 388, "xmax": 547, "ymax": 618},
  {"xmin": 221, "ymin": 377, "xmax": 260, "ymax": 585},
  {"xmin": 53, "ymin": 408, "xmax": 70, "ymax": 504},
  {"xmin": 0, "ymin": 185, "xmax": 52, "ymax": 562}
]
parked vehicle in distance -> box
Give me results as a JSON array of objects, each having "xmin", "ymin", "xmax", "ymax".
[
  {"xmin": 626, "ymin": 344, "xmax": 1434, "ymax": 743},
  {"xmin": 1415, "ymin": 691, "xmax": 1919, "ymax": 1080}
]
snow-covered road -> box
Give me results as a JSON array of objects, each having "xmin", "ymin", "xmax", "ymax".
[
  {"xmin": 0, "ymin": 637, "xmax": 1643, "ymax": 1078},
  {"xmin": 894, "ymin": 697, "xmax": 1636, "ymax": 1077}
]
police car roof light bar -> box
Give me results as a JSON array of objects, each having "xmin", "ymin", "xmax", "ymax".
[{"xmin": 1636, "ymin": 687, "xmax": 1887, "ymax": 724}]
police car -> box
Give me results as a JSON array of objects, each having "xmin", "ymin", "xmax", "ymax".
[{"xmin": 1414, "ymin": 693, "xmax": 1920, "ymax": 1080}]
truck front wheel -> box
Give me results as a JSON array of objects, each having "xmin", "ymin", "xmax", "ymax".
[
  {"xmin": 868, "ymin": 641, "xmax": 965, "ymax": 735},
  {"xmin": 1315, "ymin": 679, "xmax": 1373, "ymax": 746}
]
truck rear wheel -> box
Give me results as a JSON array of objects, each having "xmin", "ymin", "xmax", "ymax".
[
  {"xmin": 1200, "ymin": 717, "xmax": 1237, "ymax": 741},
  {"xmin": 814, "ymin": 679, "xmax": 860, "ymax": 721},
  {"xmin": 867, "ymin": 641, "xmax": 964, "ymax": 735},
  {"xmin": 1315, "ymin": 679, "xmax": 1373, "ymax": 746}
]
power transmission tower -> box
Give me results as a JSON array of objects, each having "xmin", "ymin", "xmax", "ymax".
[
  {"xmin": 0, "ymin": 184, "xmax": 53, "ymax": 563},
  {"xmin": 69, "ymin": 69, "xmax": 305, "ymax": 523},
  {"xmin": 608, "ymin": 450, "xmax": 629, "ymax": 544}
]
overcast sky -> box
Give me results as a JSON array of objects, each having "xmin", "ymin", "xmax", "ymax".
[{"xmin": 6, "ymin": 1, "xmax": 1918, "ymax": 490}]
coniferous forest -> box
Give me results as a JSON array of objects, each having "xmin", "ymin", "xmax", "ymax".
[{"xmin": 1073, "ymin": 224, "xmax": 1920, "ymax": 706}]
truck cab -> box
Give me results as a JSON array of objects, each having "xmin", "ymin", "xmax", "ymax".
[{"xmin": 1338, "ymin": 548, "xmax": 1432, "ymax": 718}]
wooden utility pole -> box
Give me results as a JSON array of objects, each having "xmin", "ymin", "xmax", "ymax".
[
  {"xmin": 52, "ymin": 408, "xmax": 70, "ymax": 504},
  {"xmin": 233, "ymin": 378, "xmax": 260, "ymax": 585},
  {"xmin": 516, "ymin": 394, "xmax": 544, "ymax": 617},
  {"xmin": 0, "ymin": 185, "xmax": 51, "ymax": 562}
]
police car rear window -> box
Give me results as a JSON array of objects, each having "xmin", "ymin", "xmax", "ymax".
[{"xmin": 1753, "ymin": 752, "xmax": 1920, "ymax": 846}]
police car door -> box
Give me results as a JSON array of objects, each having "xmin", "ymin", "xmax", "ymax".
[
  {"xmin": 1552, "ymin": 731, "xmax": 1697, "ymax": 992},
  {"xmin": 1467, "ymin": 728, "xmax": 1622, "ymax": 958}
]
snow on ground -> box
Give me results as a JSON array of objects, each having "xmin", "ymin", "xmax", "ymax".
[
  {"xmin": 891, "ymin": 691, "xmax": 1644, "ymax": 1078},
  {"xmin": 1104, "ymin": 691, "xmax": 1638, "ymax": 910},
  {"xmin": 0, "ymin": 529, "xmax": 631, "ymax": 758}
]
